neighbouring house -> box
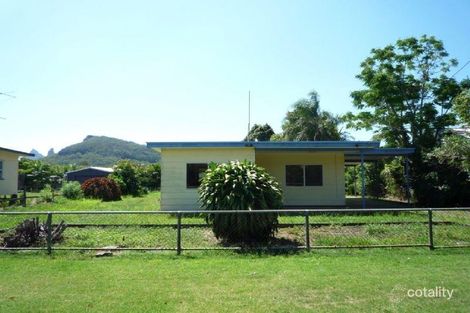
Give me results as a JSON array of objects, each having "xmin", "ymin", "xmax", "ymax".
[
  {"xmin": 0, "ymin": 147, "xmax": 34, "ymax": 196},
  {"xmin": 147, "ymin": 141, "xmax": 414, "ymax": 210},
  {"xmin": 65, "ymin": 167, "xmax": 113, "ymax": 184}
]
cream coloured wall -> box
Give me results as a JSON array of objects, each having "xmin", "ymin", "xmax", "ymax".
[
  {"xmin": 160, "ymin": 147, "xmax": 256, "ymax": 210},
  {"xmin": 0, "ymin": 151, "xmax": 20, "ymax": 195},
  {"xmin": 255, "ymin": 151, "xmax": 345, "ymax": 206}
]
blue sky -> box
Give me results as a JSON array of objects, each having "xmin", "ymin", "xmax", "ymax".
[{"xmin": 1, "ymin": 0, "xmax": 469, "ymax": 154}]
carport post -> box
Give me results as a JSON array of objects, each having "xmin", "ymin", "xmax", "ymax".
[
  {"xmin": 361, "ymin": 152, "xmax": 365, "ymax": 209},
  {"xmin": 405, "ymin": 157, "xmax": 410, "ymax": 205}
]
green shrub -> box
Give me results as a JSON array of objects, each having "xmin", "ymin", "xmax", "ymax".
[
  {"xmin": 199, "ymin": 160, "xmax": 282, "ymax": 243},
  {"xmin": 110, "ymin": 160, "xmax": 143, "ymax": 196},
  {"xmin": 39, "ymin": 184, "xmax": 54, "ymax": 203},
  {"xmin": 61, "ymin": 181, "xmax": 84, "ymax": 200},
  {"xmin": 81, "ymin": 177, "xmax": 121, "ymax": 202}
]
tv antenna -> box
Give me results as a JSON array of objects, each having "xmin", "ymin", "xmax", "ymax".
[{"xmin": 247, "ymin": 90, "xmax": 251, "ymax": 140}]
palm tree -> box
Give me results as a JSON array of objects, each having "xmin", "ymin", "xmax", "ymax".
[{"xmin": 282, "ymin": 90, "xmax": 345, "ymax": 141}]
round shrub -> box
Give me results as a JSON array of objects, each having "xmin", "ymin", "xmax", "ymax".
[
  {"xmin": 61, "ymin": 181, "xmax": 84, "ymax": 200},
  {"xmin": 199, "ymin": 160, "xmax": 283, "ymax": 243},
  {"xmin": 81, "ymin": 177, "xmax": 122, "ymax": 202}
]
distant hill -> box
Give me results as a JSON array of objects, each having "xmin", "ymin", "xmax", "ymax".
[
  {"xmin": 44, "ymin": 135, "xmax": 160, "ymax": 167},
  {"xmin": 29, "ymin": 149, "xmax": 44, "ymax": 160}
]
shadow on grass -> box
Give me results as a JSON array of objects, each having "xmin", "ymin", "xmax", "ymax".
[{"xmin": 218, "ymin": 236, "xmax": 305, "ymax": 256}]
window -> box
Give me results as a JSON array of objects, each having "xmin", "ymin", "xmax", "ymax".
[
  {"xmin": 0, "ymin": 160, "xmax": 3, "ymax": 179},
  {"xmin": 286, "ymin": 165, "xmax": 304, "ymax": 186},
  {"xmin": 285, "ymin": 165, "xmax": 323, "ymax": 187},
  {"xmin": 186, "ymin": 163, "xmax": 208, "ymax": 188},
  {"xmin": 305, "ymin": 165, "xmax": 323, "ymax": 186}
]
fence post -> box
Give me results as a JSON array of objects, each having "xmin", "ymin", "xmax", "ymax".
[
  {"xmin": 428, "ymin": 209, "xmax": 434, "ymax": 250},
  {"xmin": 305, "ymin": 211, "xmax": 311, "ymax": 252},
  {"xmin": 176, "ymin": 212, "xmax": 182, "ymax": 255},
  {"xmin": 46, "ymin": 212, "xmax": 52, "ymax": 255},
  {"xmin": 22, "ymin": 190, "xmax": 27, "ymax": 207}
]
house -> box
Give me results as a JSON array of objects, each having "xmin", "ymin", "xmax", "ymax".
[
  {"xmin": 147, "ymin": 141, "xmax": 414, "ymax": 210},
  {"xmin": 65, "ymin": 167, "xmax": 114, "ymax": 184},
  {"xmin": 0, "ymin": 147, "xmax": 34, "ymax": 196}
]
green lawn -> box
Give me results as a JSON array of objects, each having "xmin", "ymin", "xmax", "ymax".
[
  {"xmin": 1, "ymin": 193, "xmax": 470, "ymax": 312},
  {"xmin": 1, "ymin": 192, "xmax": 469, "ymax": 249},
  {"xmin": 0, "ymin": 249, "xmax": 469, "ymax": 313}
]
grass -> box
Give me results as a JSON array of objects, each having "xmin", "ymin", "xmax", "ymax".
[
  {"xmin": 0, "ymin": 249, "xmax": 469, "ymax": 312},
  {"xmin": 1, "ymin": 192, "xmax": 469, "ymax": 249},
  {"xmin": 1, "ymin": 193, "xmax": 470, "ymax": 312}
]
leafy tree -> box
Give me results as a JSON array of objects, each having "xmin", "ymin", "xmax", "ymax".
[
  {"xmin": 428, "ymin": 135, "xmax": 470, "ymax": 176},
  {"xmin": 344, "ymin": 35, "xmax": 467, "ymax": 204},
  {"xmin": 453, "ymin": 84, "xmax": 470, "ymax": 125},
  {"xmin": 137, "ymin": 163, "xmax": 161, "ymax": 190},
  {"xmin": 270, "ymin": 133, "xmax": 285, "ymax": 141},
  {"xmin": 282, "ymin": 90, "xmax": 345, "ymax": 141},
  {"xmin": 19, "ymin": 159, "xmax": 68, "ymax": 191},
  {"xmin": 199, "ymin": 160, "xmax": 282, "ymax": 243},
  {"xmin": 244, "ymin": 123, "xmax": 275, "ymax": 141},
  {"xmin": 110, "ymin": 160, "xmax": 143, "ymax": 196},
  {"xmin": 345, "ymin": 35, "xmax": 462, "ymax": 151}
]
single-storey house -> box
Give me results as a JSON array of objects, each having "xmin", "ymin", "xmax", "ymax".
[
  {"xmin": 147, "ymin": 141, "xmax": 414, "ymax": 210},
  {"xmin": 0, "ymin": 147, "xmax": 34, "ymax": 196},
  {"xmin": 65, "ymin": 167, "xmax": 114, "ymax": 184}
]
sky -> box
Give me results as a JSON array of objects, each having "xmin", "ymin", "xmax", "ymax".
[{"xmin": 1, "ymin": 0, "xmax": 469, "ymax": 154}]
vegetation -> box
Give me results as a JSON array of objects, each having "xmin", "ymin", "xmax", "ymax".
[
  {"xmin": 282, "ymin": 90, "xmax": 345, "ymax": 141},
  {"xmin": 244, "ymin": 123, "xmax": 275, "ymax": 141},
  {"xmin": 344, "ymin": 35, "xmax": 469, "ymax": 206},
  {"xmin": 1, "ymin": 250, "xmax": 470, "ymax": 313},
  {"xmin": 44, "ymin": 135, "xmax": 160, "ymax": 167},
  {"xmin": 60, "ymin": 181, "xmax": 84, "ymax": 200},
  {"xmin": 81, "ymin": 177, "xmax": 122, "ymax": 202},
  {"xmin": 110, "ymin": 160, "xmax": 161, "ymax": 196},
  {"xmin": 19, "ymin": 159, "xmax": 69, "ymax": 192},
  {"xmin": 39, "ymin": 185, "xmax": 54, "ymax": 203},
  {"xmin": 199, "ymin": 161, "xmax": 282, "ymax": 243}
]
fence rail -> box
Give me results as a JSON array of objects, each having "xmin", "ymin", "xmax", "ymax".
[{"xmin": 0, "ymin": 207, "xmax": 469, "ymax": 254}]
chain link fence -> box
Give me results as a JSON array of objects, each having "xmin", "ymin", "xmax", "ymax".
[{"xmin": 0, "ymin": 208, "xmax": 469, "ymax": 254}]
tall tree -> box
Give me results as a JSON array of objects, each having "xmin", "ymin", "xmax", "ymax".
[
  {"xmin": 344, "ymin": 35, "xmax": 466, "ymax": 204},
  {"xmin": 345, "ymin": 35, "xmax": 462, "ymax": 151},
  {"xmin": 453, "ymin": 80, "xmax": 470, "ymax": 125},
  {"xmin": 244, "ymin": 123, "xmax": 275, "ymax": 141},
  {"xmin": 282, "ymin": 90, "xmax": 344, "ymax": 141}
]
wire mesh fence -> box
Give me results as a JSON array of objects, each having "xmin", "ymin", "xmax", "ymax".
[{"xmin": 0, "ymin": 208, "xmax": 469, "ymax": 254}]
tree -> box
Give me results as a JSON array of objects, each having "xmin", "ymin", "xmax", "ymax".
[
  {"xmin": 282, "ymin": 90, "xmax": 345, "ymax": 141},
  {"xmin": 453, "ymin": 81, "xmax": 470, "ymax": 125},
  {"xmin": 199, "ymin": 160, "xmax": 282, "ymax": 243},
  {"xmin": 244, "ymin": 123, "xmax": 275, "ymax": 141},
  {"xmin": 110, "ymin": 160, "xmax": 142, "ymax": 196},
  {"xmin": 344, "ymin": 35, "xmax": 466, "ymax": 204}
]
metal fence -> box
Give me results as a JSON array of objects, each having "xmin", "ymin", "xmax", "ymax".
[
  {"xmin": 0, "ymin": 208, "xmax": 469, "ymax": 254},
  {"xmin": 0, "ymin": 192, "xmax": 61, "ymax": 207}
]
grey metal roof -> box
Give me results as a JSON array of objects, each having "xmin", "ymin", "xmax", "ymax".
[
  {"xmin": 65, "ymin": 167, "xmax": 114, "ymax": 174},
  {"xmin": 147, "ymin": 141, "xmax": 381, "ymax": 150},
  {"xmin": 0, "ymin": 147, "xmax": 34, "ymax": 156}
]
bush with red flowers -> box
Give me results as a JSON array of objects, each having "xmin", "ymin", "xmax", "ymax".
[{"xmin": 81, "ymin": 177, "xmax": 122, "ymax": 201}]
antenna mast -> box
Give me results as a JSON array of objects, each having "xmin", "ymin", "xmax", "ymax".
[{"xmin": 247, "ymin": 90, "xmax": 251, "ymax": 141}]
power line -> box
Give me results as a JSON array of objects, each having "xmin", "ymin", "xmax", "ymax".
[{"xmin": 451, "ymin": 60, "xmax": 470, "ymax": 78}]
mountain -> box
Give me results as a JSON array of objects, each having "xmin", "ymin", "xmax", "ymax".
[
  {"xmin": 44, "ymin": 135, "xmax": 160, "ymax": 167},
  {"xmin": 29, "ymin": 149, "xmax": 44, "ymax": 160}
]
